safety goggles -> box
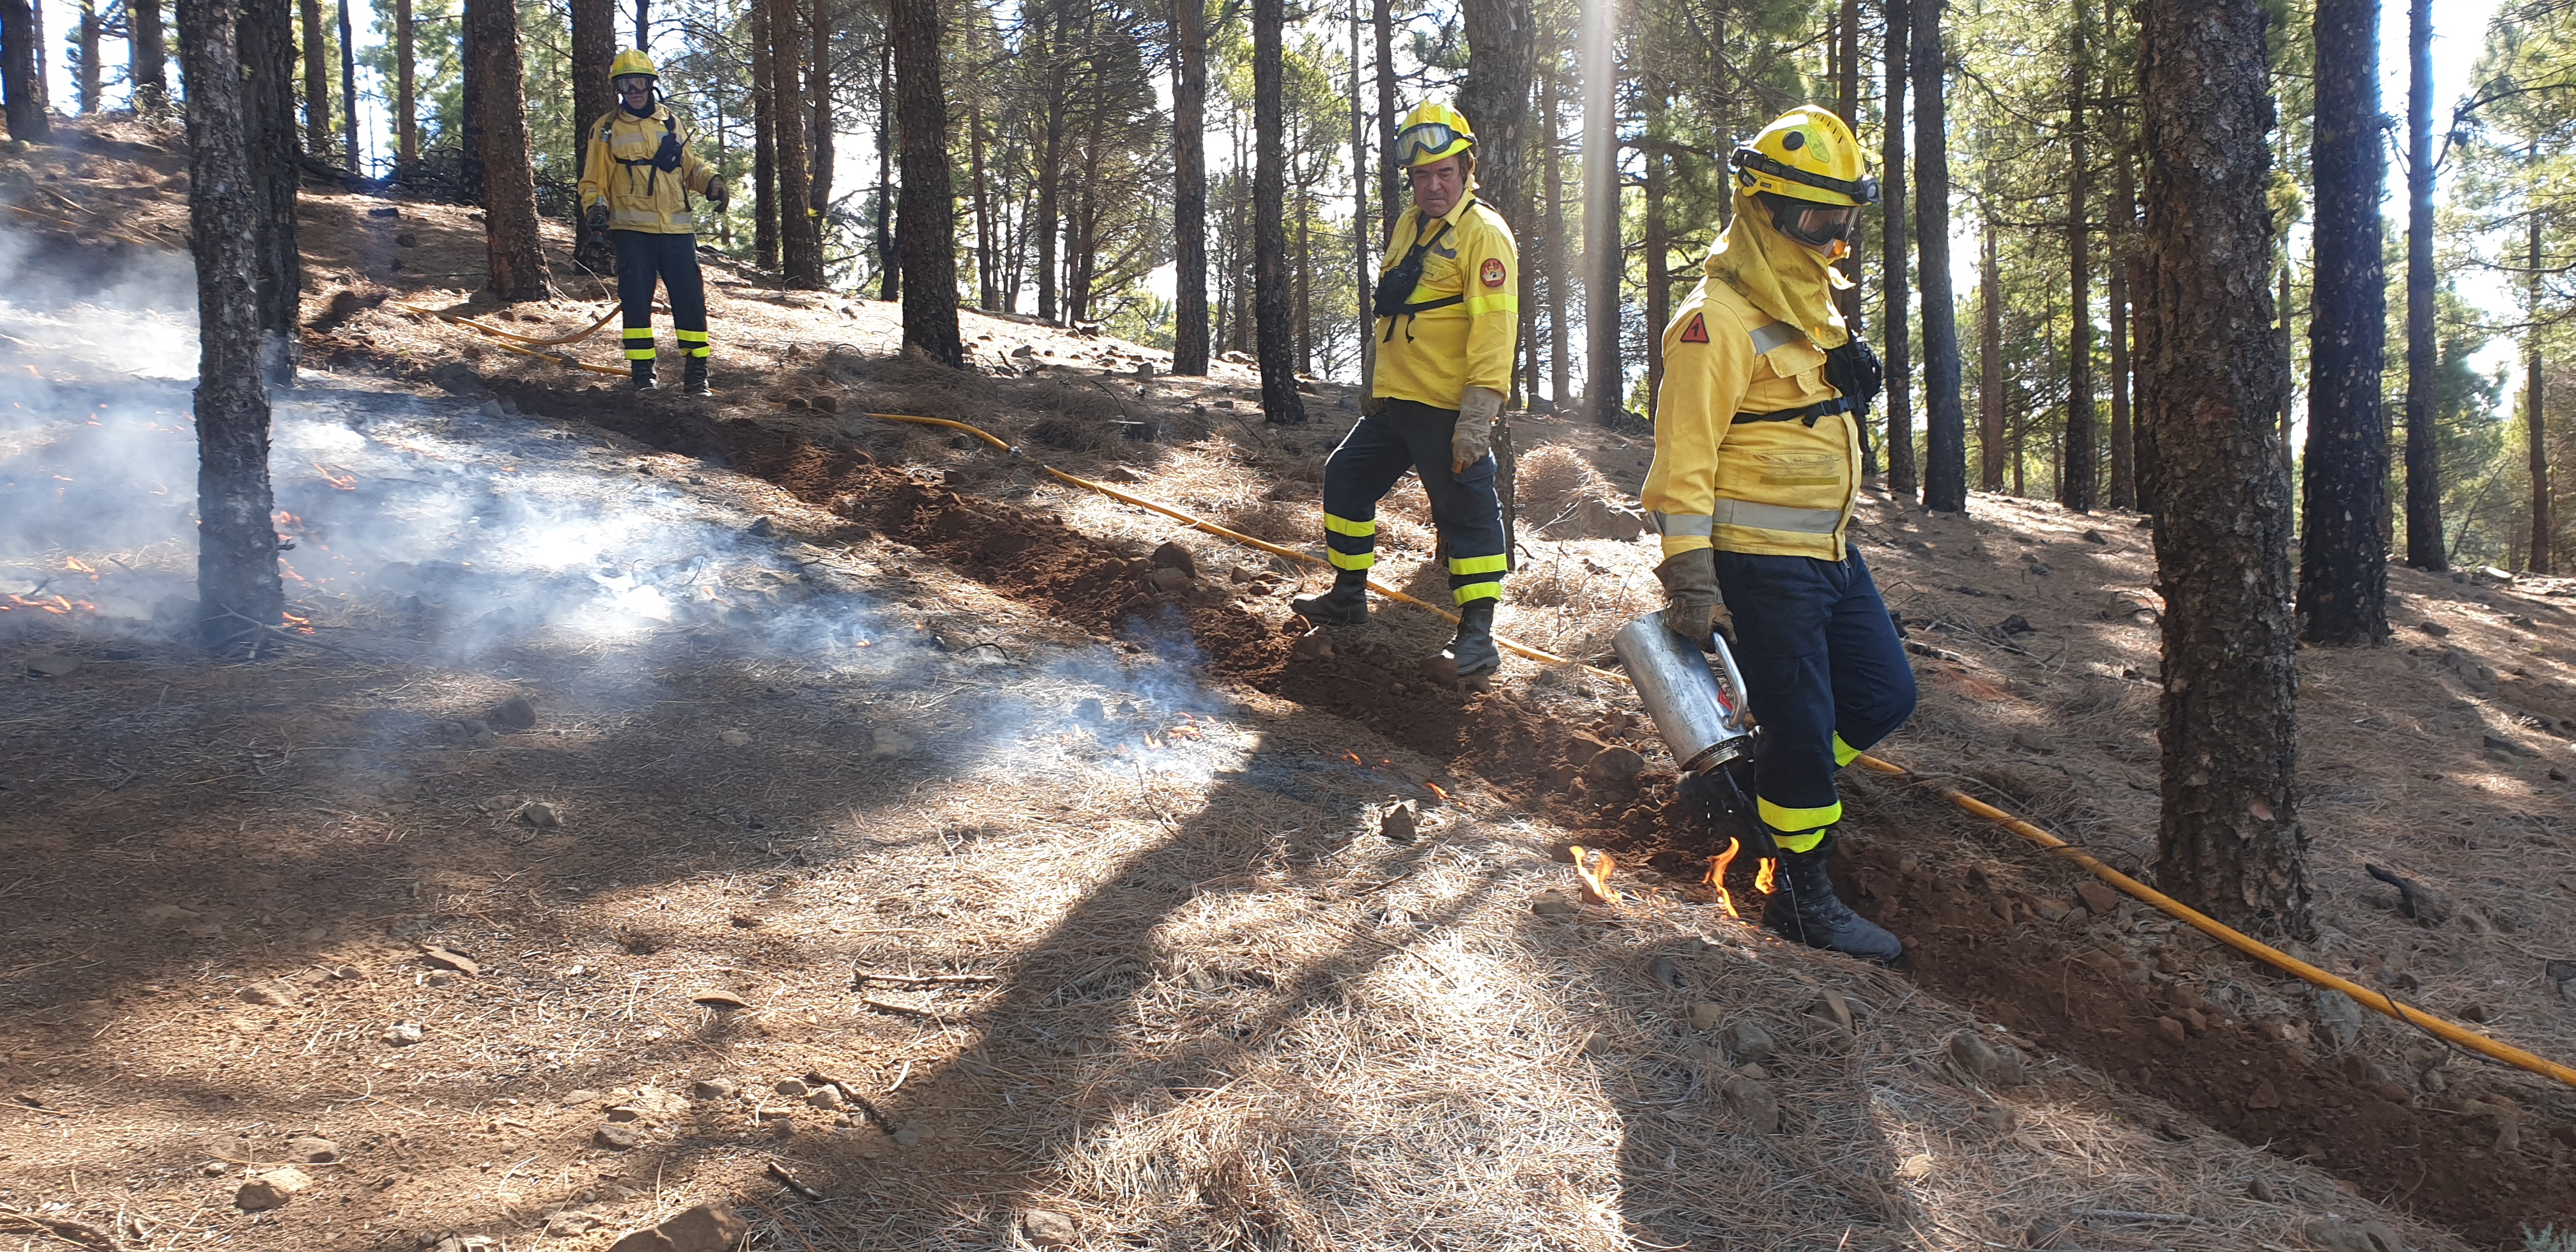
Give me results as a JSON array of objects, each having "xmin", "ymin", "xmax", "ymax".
[
  {"xmin": 1730, "ymin": 146, "xmax": 1880, "ymax": 206},
  {"xmin": 1395, "ymin": 122, "xmax": 1466, "ymax": 166}
]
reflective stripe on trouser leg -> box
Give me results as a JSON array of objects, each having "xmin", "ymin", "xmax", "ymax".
[
  {"xmin": 676, "ymin": 330, "xmax": 709, "ymax": 359},
  {"xmin": 1319, "ymin": 415, "xmax": 1420, "ymax": 575},
  {"xmin": 622, "ymin": 327, "xmax": 657, "ymax": 360},
  {"xmin": 1710, "ymin": 550, "xmax": 1850, "ymax": 859},
  {"xmin": 612, "ymin": 229, "xmax": 663, "ymax": 358}
]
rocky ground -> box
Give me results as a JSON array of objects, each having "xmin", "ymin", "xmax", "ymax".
[{"xmin": 1, "ymin": 116, "xmax": 2572, "ymax": 1251}]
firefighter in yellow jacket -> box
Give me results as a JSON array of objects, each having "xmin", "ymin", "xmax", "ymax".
[
  {"xmin": 1291, "ymin": 101, "xmax": 1518, "ymax": 678},
  {"xmin": 1646, "ymin": 106, "xmax": 1913, "ymax": 963},
  {"xmin": 578, "ymin": 49, "xmax": 726, "ymax": 394}
]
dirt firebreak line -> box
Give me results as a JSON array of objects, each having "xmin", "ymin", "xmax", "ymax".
[{"xmin": 845, "ymin": 407, "xmax": 2576, "ymax": 1097}]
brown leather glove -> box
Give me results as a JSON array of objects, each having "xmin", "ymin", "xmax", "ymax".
[{"xmin": 1654, "ymin": 548, "xmax": 1722, "ymax": 644}]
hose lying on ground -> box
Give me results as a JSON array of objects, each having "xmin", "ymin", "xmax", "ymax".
[{"xmin": 398, "ymin": 309, "xmax": 2576, "ymax": 1096}]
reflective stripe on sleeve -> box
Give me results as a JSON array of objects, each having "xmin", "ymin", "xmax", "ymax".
[
  {"xmin": 1461, "ymin": 292, "xmax": 1519, "ymax": 316},
  {"xmin": 1651, "ymin": 512, "xmax": 1715, "ymax": 538},
  {"xmin": 1710, "ymin": 498, "xmax": 1844, "ymax": 535},
  {"xmin": 1749, "ymin": 321, "xmax": 1804, "ymax": 355}
]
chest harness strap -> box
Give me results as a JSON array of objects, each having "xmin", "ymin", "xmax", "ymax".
[{"xmin": 1372, "ymin": 213, "xmax": 1462, "ymax": 344}]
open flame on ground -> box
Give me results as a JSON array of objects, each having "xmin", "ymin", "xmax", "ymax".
[{"xmin": 1703, "ymin": 839, "xmax": 1779, "ymax": 921}]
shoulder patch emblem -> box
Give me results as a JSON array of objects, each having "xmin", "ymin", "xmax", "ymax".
[
  {"xmin": 1480, "ymin": 257, "xmax": 1506, "ymax": 288},
  {"xmin": 1679, "ymin": 314, "xmax": 1709, "ymax": 344}
]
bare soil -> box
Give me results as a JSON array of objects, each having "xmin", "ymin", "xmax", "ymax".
[{"xmin": 1, "ymin": 115, "xmax": 2571, "ymax": 1251}]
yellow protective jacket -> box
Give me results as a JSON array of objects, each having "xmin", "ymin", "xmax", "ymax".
[
  {"xmin": 1641, "ymin": 272, "xmax": 1860, "ymax": 562},
  {"xmin": 1370, "ymin": 193, "xmax": 1519, "ymax": 409},
  {"xmin": 577, "ymin": 105, "xmax": 717, "ymax": 235}
]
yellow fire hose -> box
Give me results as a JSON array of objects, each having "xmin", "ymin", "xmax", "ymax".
[{"xmin": 401, "ymin": 305, "xmax": 2576, "ymax": 1094}]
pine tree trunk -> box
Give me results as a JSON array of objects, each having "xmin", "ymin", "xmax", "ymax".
[
  {"xmin": 809, "ymin": 0, "xmax": 831, "ymax": 214},
  {"xmin": 1458, "ymin": 0, "xmax": 1532, "ymax": 242},
  {"xmin": 1836, "ymin": 0, "xmax": 1857, "ymax": 124},
  {"xmin": 240, "ymin": 0, "xmax": 302, "ymax": 358},
  {"xmin": 2276, "ymin": 262, "xmax": 2292, "ymax": 470},
  {"xmin": 1882, "ymin": 0, "xmax": 1912, "ymax": 491},
  {"xmin": 1644, "ymin": 125, "xmax": 1666, "ymax": 418},
  {"xmin": 2136, "ymin": 0, "xmax": 2308, "ymax": 938},
  {"xmin": 631, "ymin": 0, "xmax": 643, "ymax": 47},
  {"xmin": 299, "ymin": 0, "xmax": 328, "ymax": 156},
  {"xmin": 2402, "ymin": 0, "xmax": 2443, "ymax": 569},
  {"xmin": 1913, "ymin": 0, "xmax": 1963, "ymax": 510},
  {"xmin": 130, "ymin": 0, "xmax": 167, "ymax": 112},
  {"xmin": 336, "ymin": 0, "xmax": 356, "ymax": 165},
  {"xmin": 1542, "ymin": 65, "xmax": 1568, "ymax": 408},
  {"xmin": 29, "ymin": 0, "xmax": 47, "ymax": 116},
  {"xmin": 890, "ymin": 0, "xmax": 960, "ymax": 366},
  {"xmin": 1980, "ymin": 222, "xmax": 2003, "ymax": 491},
  {"xmin": 2530, "ymin": 204, "xmax": 2555, "ymax": 575},
  {"xmin": 569, "ymin": 0, "xmax": 614, "ymax": 264},
  {"xmin": 2109, "ymin": 118, "xmax": 2137, "ymax": 508},
  {"xmin": 75, "ymin": 0, "xmax": 98, "ymax": 112},
  {"xmin": 769, "ymin": 0, "xmax": 822, "ymax": 288},
  {"xmin": 394, "ymin": 0, "xmax": 415, "ymax": 165},
  {"xmin": 1372, "ymin": 0, "xmax": 1397, "ymax": 235},
  {"xmin": 1173, "ymin": 0, "xmax": 1210, "ymax": 370},
  {"xmin": 465, "ymin": 0, "xmax": 549, "ymax": 301},
  {"xmin": 1296, "ymin": 191, "xmax": 1312, "ymax": 374},
  {"xmin": 969, "ymin": 14, "xmax": 997, "ymax": 310},
  {"xmin": 178, "ymin": 0, "xmax": 286, "ymax": 655},
  {"xmin": 2296, "ymin": 0, "xmax": 2390, "ymax": 645},
  {"xmin": 1347, "ymin": 0, "xmax": 1372, "ymax": 386},
  {"xmin": 2058, "ymin": 0, "xmax": 2094, "ymax": 513},
  {"xmin": 874, "ymin": 39, "xmax": 897, "ymax": 300},
  {"xmin": 752, "ymin": 0, "xmax": 778, "ymax": 270},
  {"xmin": 0, "ymin": 0, "xmax": 49, "ymax": 141},
  {"xmin": 1033, "ymin": 3, "xmax": 1063, "ymax": 321},
  {"xmin": 1577, "ymin": 0, "xmax": 1616, "ymax": 422},
  {"xmin": 1252, "ymin": 0, "xmax": 1305, "ymax": 424},
  {"xmin": 459, "ymin": 14, "xmax": 483, "ymax": 202}
]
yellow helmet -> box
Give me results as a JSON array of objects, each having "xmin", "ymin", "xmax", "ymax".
[
  {"xmin": 1393, "ymin": 101, "xmax": 1475, "ymax": 168},
  {"xmin": 1730, "ymin": 106, "xmax": 1878, "ymax": 207},
  {"xmin": 610, "ymin": 49, "xmax": 659, "ymax": 81}
]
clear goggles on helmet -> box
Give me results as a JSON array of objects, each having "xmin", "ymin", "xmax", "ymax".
[{"xmin": 1395, "ymin": 122, "xmax": 1467, "ymax": 166}]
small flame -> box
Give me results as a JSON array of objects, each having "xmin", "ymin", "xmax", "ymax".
[
  {"xmin": 1344, "ymin": 752, "xmax": 1362, "ymax": 766},
  {"xmin": 64, "ymin": 557, "xmax": 95, "ymax": 575},
  {"xmin": 312, "ymin": 462, "xmax": 357, "ymax": 490},
  {"xmin": 281, "ymin": 611, "xmax": 315, "ymax": 635},
  {"xmin": 1165, "ymin": 724, "xmax": 1200, "ymax": 740},
  {"xmin": 1706, "ymin": 839, "xmax": 1743, "ymax": 919},
  {"xmin": 1567, "ymin": 844, "xmax": 1621, "ymax": 905},
  {"xmin": 1425, "ymin": 782, "xmax": 1449, "ymax": 801},
  {"xmin": 1754, "ymin": 856, "xmax": 1778, "ymax": 896}
]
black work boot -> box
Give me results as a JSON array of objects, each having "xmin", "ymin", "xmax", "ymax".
[
  {"xmin": 631, "ymin": 359, "xmax": 658, "ymax": 391},
  {"xmin": 1763, "ymin": 835, "xmax": 1903, "ymax": 964},
  {"xmin": 1442, "ymin": 597, "xmax": 1500, "ymax": 676},
  {"xmin": 1291, "ymin": 569, "xmax": 1369, "ymax": 627},
  {"xmin": 683, "ymin": 356, "xmax": 711, "ymax": 395}
]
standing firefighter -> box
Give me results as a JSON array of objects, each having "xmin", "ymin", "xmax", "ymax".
[
  {"xmin": 1291, "ymin": 102, "xmax": 1519, "ymax": 679},
  {"xmin": 579, "ymin": 50, "xmax": 727, "ymax": 394},
  {"xmin": 1646, "ymin": 106, "xmax": 1913, "ymax": 963}
]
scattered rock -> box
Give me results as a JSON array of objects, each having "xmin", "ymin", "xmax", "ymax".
[
  {"xmin": 2416, "ymin": 620, "xmax": 2451, "ymax": 637},
  {"xmin": 1724, "ymin": 1019, "xmax": 1775, "ymax": 1064},
  {"xmin": 1687, "ymin": 1002, "xmax": 1723, "ymax": 1032},
  {"xmin": 606, "ymin": 1203, "xmax": 749, "ymax": 1252},
  {"xmin": 1995, "ymin": 614, "xmax": 2035, "ymax": 636},
  {"xmin": 1289, "ymin": 630, "xmax": 1335, "ymax": 662},
  {"xmin": 1895, "ymin": 1152, "xmax": 1934, "ymax": 1181},
  {"xmin": 2080, "ymin": 528, "xmax": 2108, "ymax": 545},
  {"xmin": 233, "ymin": 1168, "xmax": 312, "ymax": 1210},
  {"xmin": 22, "ymin": 653, "xmax": 79, "ymax": 678},
  {"xmin": 546, "ymin": 1212, "xmax": 602, "ymax": 1236},
  {"xmin": 2027, "ymin": 896, "xmax": 2070, "ymax": 923},
  {"xmin": 1974, "ymin": 1104, "xmax": 2021, "ymax": 1133},
  {"xmin": 286, "ymin": 1134, "xmax": 341, "ymax": 1163},
  {"xmin": 719, "ymin": 728, "xmax": 753, "ymax": 747},
  {"xmin": 774, "ymin": 1078, "xmax": 811, "ymax": 1098},
  {"xmin": 1645, "ymin": 955, "xmax": 1681, "ymax": 989},
  {"xmin": 2457, "ymin": 1001, "xmax": 2494, "ymax": 1023},
  {"xmin": 806, "ymin": 1085, "xmax": 845, "ymax": 1111},
  {"xmin": 2301, "ymin": 1217, "xmax": 2406, "ymax": 1252},
  {"xmin": 2313, "ymin": 988, "xmax": 2367, "ymax": 1051},
  {"xmin": 2483, "ymin": 733, "xmax": 2533, "ymax": 759},
  {"xmin": 1580, "ymin": 746, "xmax": 1647, "ymax": 785},
  {"xmin": 592, "ymin": 1124, "xmax": 641, "ymax": 1150},
  {"xmin": 2154, "ymin": 1016, "xmax": 2188, "ymax": 1046},
  {"xmin": 236, "ymin": 979, "xmax": 300, "ymax": 1007},
  {"xmin": 487, "ymin": 694, "xmax": 537, "ymax": 731},
  {"xmin": 690, "ymin": 1078, "xmax": 739, "ymax": 1101},
  {"xmin": 689, "ymin": 989, "xmax": 748, "ymax": 1010},
  {"xmin": 1945, "ymin": 1030, "xmax": 2025, "ymax": 1084},
  {"xmin": 1022, "ymin": 1209, "xmax": 1079, "ymax": 1248},
  {"xmin": 891, "ymin": 1126, "xmax": 923, "ymax": 1147},
  {"xmin": 2244, "ymin": 1080, "xmax": 2282, "ymax": 1111},
  {"xmin": 381, "ymin": 1021, "xmax": 424, "ymax": 1046},
  {"xmin": 1810, "ymin": 990, "xmax": 1855, "ymax": 1035},
  {"xmin": 420, "ymin": 946, "xmax": 480, "ymax": 977},
  {"xmin": 514, "ymin": 802, "xmax": 562, "ymax": 828},
  {"xmin": 746, "ymin": 516, "xmax": 776, "ymax": 537},
  {"xmin": 2074, "ymin": 880, "xmax": 2120, "ymax": 916},
  {"xmin": 1146, "ymin": 567, "xmax": 1192, "ymax": 593},
  {"xmin": 1379, "ymin": 803, "xmax": 1418, "ymax": 844},
  {"xmin": 1719, "ymin": 1076, "xmax": 1781, "ymax": 1133},
  {"xmin": 1149, "ymin": 540, "xmax": 1199, "ymax": 579},
  {"xmin": 1563, "ymin": 733, "xmax": 1611, "ymax": 766},
  {"xmin": 1530, "ymin": 890, "xmax": 1579, "ymax": 917},
  {"xmin": 1579, "ymin": 1031, "xmax": 1613, "ymax": 1057}
]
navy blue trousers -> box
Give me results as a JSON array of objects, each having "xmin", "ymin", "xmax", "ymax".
[
  {"xmin": 1713, "ymin": 547, "xmax": 1916, "ymax": 849},
  {"xmin": 612, "ymin": 230, "xmax": 709, "ymax": 361},
  {"xmin": 1319, "ymin": 399, "xmax": 1506, "ymax": 604}
]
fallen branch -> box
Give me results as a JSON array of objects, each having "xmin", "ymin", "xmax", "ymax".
[
  {"xmin": 763, "ymin": 1160, "xmax": 824, "ymax": 1200},
  {"xmin": 850, "ymin": 970, "xmax": 997, "ymax": 987}
]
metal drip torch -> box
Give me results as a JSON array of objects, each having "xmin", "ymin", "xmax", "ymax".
[{"xmin": 1611, "ymin": 610, "xmax": 1765, "ymax": 837}]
